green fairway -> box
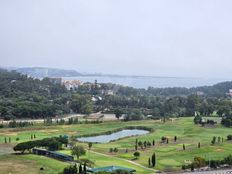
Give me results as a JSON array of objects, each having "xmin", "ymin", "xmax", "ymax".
[{"xmin": 0, "ymin": 117, "xmax": 232, "ymax": 173}]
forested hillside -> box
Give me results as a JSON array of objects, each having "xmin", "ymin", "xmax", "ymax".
[
  {"xmin": 0, "ymin": 69, "xmax": 91, "ymax": 121},
  {"xmin": 147, "ymin": 81, "xmax": 232, "ymax": 97},
  {"xmin": 1, "ymin": 69, "xmax": 232, "ymax": 122},
  {"xmin": 78, "ymin": 80, "xmax": 232, "ymax": 120}
]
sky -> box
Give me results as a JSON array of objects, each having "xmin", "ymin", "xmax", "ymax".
[{"xmin": 0, "ymin": 0, "xmax": 232, "ymax": 78}]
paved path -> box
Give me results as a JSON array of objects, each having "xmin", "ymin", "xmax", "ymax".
[{"xmin": 90, "ymin": 150, "xmax": 158, "ymax": 173}]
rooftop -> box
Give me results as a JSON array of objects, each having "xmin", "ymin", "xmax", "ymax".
[{"xmin": 87, "ymin": 166, "xmax": 136, "ymax": 173}]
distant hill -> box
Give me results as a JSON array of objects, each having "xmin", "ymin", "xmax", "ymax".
[{"xmin": 8, "ymin": 67, "xmax": 82, "ymax": 78}]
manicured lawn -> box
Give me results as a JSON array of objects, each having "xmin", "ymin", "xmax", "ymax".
[{"xmin": 1, "ymin": 117, "xmax": 232, "ymax": 173}]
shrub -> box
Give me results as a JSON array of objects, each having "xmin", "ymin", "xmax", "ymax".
[
  {"xmin": 133, "ymin": 151, "xmax": 140, "ymax": 159},
  {"xmin": 227, "ymin": 135, "xmax": 232, "ymax": 140},
  {"xmin": 109, "ymin": 148, "xmax": 114, "ymax": 153}
]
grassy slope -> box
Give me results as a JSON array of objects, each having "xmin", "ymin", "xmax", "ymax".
[
  {"xmin": 0, "ymin": 117, "xmax": 232, "ymax": 173},
  {"xmin": 0, "ymin": 154, "xmax": 68, "ymax": 174}
]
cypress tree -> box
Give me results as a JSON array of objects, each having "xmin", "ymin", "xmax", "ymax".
[
  {"xmin": 174, "ymin": 136, "xmax": 177, "ymax": 142},
  {"xmin": 135, "ymin": 139, "xmax": 138, "ymax": 150},
  {"xmin": 5, "ymin": 137, "xmax": 7, "ymax": 143},
  {"xmin": 31, "ymin": 134, "xmax": 33, "ymax": 139},
  {"xmin": 211, "ymin": 136, "xmax": 216, "ymax": 145},
  {"xmin": 79, "ymin": 164, "xmax": 82, "ymax": 174},
  {"xmin": 183, "ymin": 144, "xmax": 185, "ymax": 150},
  {"xmin": 144, "ymin": 141, "xmax": 147, "ymax": 149},
  {"xmin": 9, "ymin": 137, "xmax": 11, "ymax": 143},
  {"xmin": 191, "ymin": 164, "xmax": 194, "ymax": 171},
  {"xmin": 198, "ymin": 142, "xmax": 201, "ymax": 148},
  {"xmin": 73, "ymin": 164, "xmax": 78, "ymax": 174},
  {"xmin": 148, "ymin": 157, "xmax": 151, "ymax": 167},
  {"xmin": 151, "ymin": 152, "xmax": 156, "ymax": 167},
  {"xmin": 152, "ymin": 140, "xmax": 155, "ymax": 146},
  {"xmin": 166, "ymin": 138, "xmax": 169, "ymax": 144},
  {"xmin": 83, "ymin": 163, "xmax": 87, "ymax": 174}
]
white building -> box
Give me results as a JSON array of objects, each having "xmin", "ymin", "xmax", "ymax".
[
  {"xmin": 62, "ymin": 80, "xmax": 82, "ymax": 90},
  {"xmin": 229, "ymin": 89, "xmax": 232, "ymax": 97}
]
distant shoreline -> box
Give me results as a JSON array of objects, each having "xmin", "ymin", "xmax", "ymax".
[
  {"xmin": 63, "ymin": 75, "xmax": 230, "ymax": 89},
  {"xmin": 79, "ymin": 74, "xmax": 197, "ymax": 79}
]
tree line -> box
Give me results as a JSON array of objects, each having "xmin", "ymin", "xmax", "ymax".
[
  {"xmin": 2, "ymin": 69, "xmax": 232, "ymax": 128},
  {"xmin": 0, "ymin": 69, "xmax": 93, "ymax": 120}
]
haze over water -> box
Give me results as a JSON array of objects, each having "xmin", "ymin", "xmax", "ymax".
[{"xmin": 64, "ymin": 76, "xmax": 229, "ymax": 89}]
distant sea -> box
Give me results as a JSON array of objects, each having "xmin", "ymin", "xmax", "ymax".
[{"xmin": 63, "ymin": 76, "xmax": 231, "ymax": 89}]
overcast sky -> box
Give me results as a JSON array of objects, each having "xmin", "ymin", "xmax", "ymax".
[{"xmin": 0, "ymin": 0, "xmax": 232, "ymax": 78}]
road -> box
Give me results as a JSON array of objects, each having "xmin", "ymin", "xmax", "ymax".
[
  {"xmin": 183, "ymin": 170, "xmax": 232, "ymax": 174},
  {"xmin": 0, "ymin": 113, "xmax": 119, "ymax": 124}
]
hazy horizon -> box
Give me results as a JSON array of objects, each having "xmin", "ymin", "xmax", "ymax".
[{"xmin": 1, "ymin": 0, "xmax": 232, "ymax": 79}]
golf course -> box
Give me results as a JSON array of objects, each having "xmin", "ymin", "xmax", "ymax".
[{"xmin": 1, "ymin": 117, "xmax": 232, "ymax": 174}]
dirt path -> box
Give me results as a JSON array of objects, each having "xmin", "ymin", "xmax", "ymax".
[{"xmin": 90, "ymin": 150, "xmax": 158, "ymax": 173}]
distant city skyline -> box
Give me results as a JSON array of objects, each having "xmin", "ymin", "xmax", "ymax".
[{"xmin": 1, "ymin": 0, "xmax": 232, "ymax": 79}]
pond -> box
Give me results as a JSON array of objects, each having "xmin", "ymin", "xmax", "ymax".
[{"xmin": 77, "ymin": 129, "xmax": 149, "ymax": 143}]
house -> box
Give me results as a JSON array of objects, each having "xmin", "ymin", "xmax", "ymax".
[
  {"xmin": 62, "ymin": 80, "xmax": 83, "ymax": 90},
  {"xmin": 196, "ymin": 91, "xmax": 204, "ymax": 96},
  {"xmin": 229, "ymin": 89, "xmax": 232, "ymax": 97},
  {"xmin": 91, "ymin": 96, "xmax": 102, "ymax": 102},
  {"xmin": 101, "ymin": 89, "xmax": 114, "ymax": 95},
  {"xmin": 87, "ymin": 166, "xmax": 136, "ymax": 173}
]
